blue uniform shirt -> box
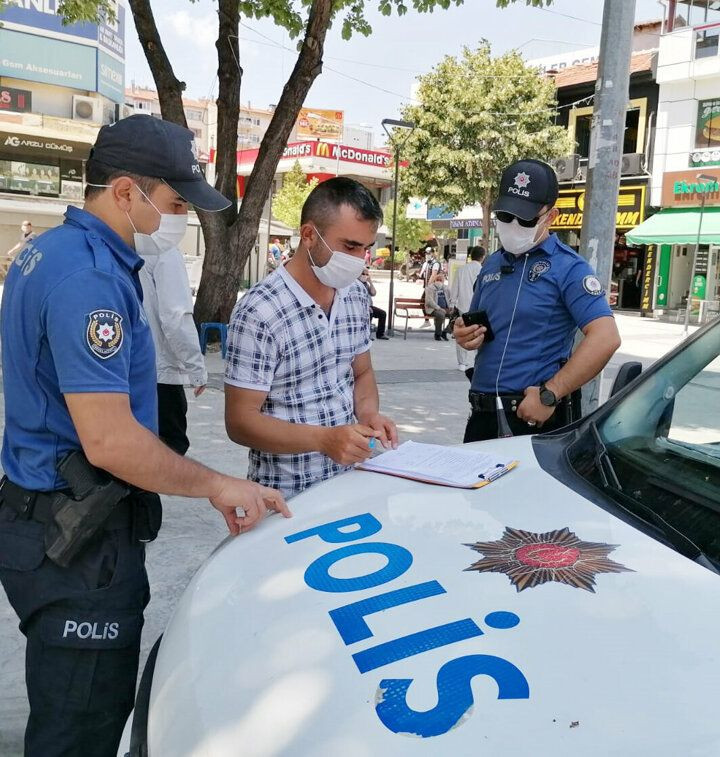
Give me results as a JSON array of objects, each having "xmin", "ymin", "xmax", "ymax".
[
  {"xmin": 1, "ymin": 206, "xmax": 157, "ymax": 491},
  {"xmin": 469, "ymin": 233, "xmax": 612, "ymax": 394}
]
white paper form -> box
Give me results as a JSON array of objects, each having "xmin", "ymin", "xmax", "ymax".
[{"xmin": 359, "ymin": 440, "xmax": 516, "ymax": 488}]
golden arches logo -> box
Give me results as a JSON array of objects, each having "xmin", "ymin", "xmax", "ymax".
[{"xmin": 316, "ymin": 142, "xmax": 331, "ymax": 157}]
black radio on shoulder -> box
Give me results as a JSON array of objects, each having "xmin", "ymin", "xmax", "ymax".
[{"xmin": 500, "ymin": 264, "xmax": 515, "ymax": 275}]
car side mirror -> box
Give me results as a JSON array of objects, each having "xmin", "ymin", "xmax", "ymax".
[{"xmin": 610, "ymin": 361, "xmax": 643, "ymax": 397}]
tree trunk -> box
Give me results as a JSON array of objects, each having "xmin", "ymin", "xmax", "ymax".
[
  {"xmin": 194, "ymin": 0, "xmax": 333, "ymax": 325},
  {"xmin": 192, "ymin": 0, "xmax": 242, "ymax": 324},
  {"xmin": 481, "ymin": 195, "xmax": 493, "ymax": 253}
]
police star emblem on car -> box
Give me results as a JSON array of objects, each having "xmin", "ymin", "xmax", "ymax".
[{"xmin": 465, "ymin": 527, "xmax": 633, "ymax": 592}]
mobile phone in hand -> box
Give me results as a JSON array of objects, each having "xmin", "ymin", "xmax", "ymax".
[{"xmin": 461, "ymin": 309, "xmax": 495, "ymax": 342}]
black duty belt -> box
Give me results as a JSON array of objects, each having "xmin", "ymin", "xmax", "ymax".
[
  {"xmin": 468, "ymin": 391, "xmax": 573, "ymax": 414},
  {"xmin": 0, "ymin": 477, "xmax": 132, "ymax": 530},
  {"xmin": 468, "ymin": 392, "xmax": 525, "ymax": 413}
]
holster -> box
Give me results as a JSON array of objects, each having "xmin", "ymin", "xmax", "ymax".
[{"xmin": 46, "ymin": 451, "xmax": 131, "ymax": 567}]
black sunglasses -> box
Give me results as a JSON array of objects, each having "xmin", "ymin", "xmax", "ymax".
[{"xmin": 495, "ymin": 210, "xmax": 543, "ymax": 228}]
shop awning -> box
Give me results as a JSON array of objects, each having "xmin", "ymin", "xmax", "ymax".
[{"xmin": 626, "ymin": 207, "xmax": 720, "ymax": 245}]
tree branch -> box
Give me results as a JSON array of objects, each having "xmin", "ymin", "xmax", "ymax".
[{"xmin": 127, "ymin": 0, "xmax": 187, "ymax": 125}]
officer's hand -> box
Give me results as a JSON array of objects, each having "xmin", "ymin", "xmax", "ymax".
[
  {"xmin": 210, "ymin": 477, "xmax": 291, "ymax": 535},
  {"xmin": 516, "ymin": 386, "xmax": 556, "ymax": 428},
  {"xmin": 319, "ymin": 424, "xmax": 377, "ymax": 465},
  {"xmin": 454, "ymin": 317, "xmax": 486, "ymax": 350},
  {"xmin": 193, "ymin": 385, "xmax": 206, "ymax": 397}
]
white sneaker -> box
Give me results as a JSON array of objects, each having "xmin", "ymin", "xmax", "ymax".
[{"xmin": 457, "ymin": 364, "xmax": 467, "ymax": 371}]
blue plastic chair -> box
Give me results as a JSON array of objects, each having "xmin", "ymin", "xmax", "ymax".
[{"xmin": 199, "ymin": 322, "xmax": 228, "ymax": 359}]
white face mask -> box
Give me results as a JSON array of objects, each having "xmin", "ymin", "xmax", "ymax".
[
  {"xmin": 87, "ymin": 182, "xmax": 188, "ymax": 254},
  {"xmin": 496, "ymin": 212, "xmax": 549, "ymax": 256},
  {"xmin": 308, "ymin": 226, "xmax": 367, "ymax": 289}
]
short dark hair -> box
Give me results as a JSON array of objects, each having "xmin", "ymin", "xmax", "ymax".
[
  {"xmin": 300, "ymin": 176, "xmax": 383, "ymax": 229},
  {"xmin": 470, "ymin": 245, "xmax": 486, "ymax": 262},
  {"xmin": 84, "ymin": 159, "xmax": 163, "ymax": 200}
]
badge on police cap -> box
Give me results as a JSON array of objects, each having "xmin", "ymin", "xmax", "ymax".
[
  {"xmin": 87, "ymin": 310, "xmax": 124, "ymax": 359},
  {"xmin": 582, "ymin": 275, "xmax": 604, "ymax": 296}
]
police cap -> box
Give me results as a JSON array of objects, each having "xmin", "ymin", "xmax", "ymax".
[
  {"xmin": 89, "ymin": 114, "xmax": 231, "ymax": 212},
  {"xmin": 493, "ymin": 159, "xmax": 559, "ymax": 221}
]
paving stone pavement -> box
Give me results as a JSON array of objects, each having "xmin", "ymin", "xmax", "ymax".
[{"xmin": 0, "ymin": 281, "xmax": 699, "ymax": 753}]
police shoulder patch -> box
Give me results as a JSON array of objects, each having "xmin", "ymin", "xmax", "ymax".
[
  {"xmin": 87, "ymin": 310, "xmax": 124, "ymax": 359},
  {"xmin": 582, "ymin": 275, "xmax": 604, "ymax": 296}
]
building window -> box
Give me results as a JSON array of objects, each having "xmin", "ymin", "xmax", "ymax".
[
  {"xmin": 135, "ymin": 100, "xmax": 151, "ymax": 111},
  {"xmin": 696, "ymin": 25, "xmax": 720, "ymax": 58},
  {"xmin": 185, "ymin": 108, "xmax": 204, "ymax": 122},
  {"xmin": 569, "ymin": 99, "xmax": 647, "ymax": 158}
]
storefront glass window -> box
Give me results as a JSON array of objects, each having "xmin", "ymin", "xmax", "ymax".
[{"xmin": 0, "ymin": 160, "xmax": 60, "ymax": 196}]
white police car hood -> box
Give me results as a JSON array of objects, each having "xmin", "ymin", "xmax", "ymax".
[{"xmin": 146, "ymin": 437, "xmax": 720, "ymax": 756}]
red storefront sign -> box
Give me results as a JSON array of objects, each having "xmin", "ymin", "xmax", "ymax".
[{"xmin": 227, "ymin": 141, "xmax": 398, "ymax": 169}]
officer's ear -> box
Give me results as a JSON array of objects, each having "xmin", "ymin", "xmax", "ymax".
[
  {"xmin": 110, "ymin": 177, "xmax": 136, "ymax": 212},
  {"xmin": 544, "ymin": 205, "xmax": 559, "ymax": 224}
]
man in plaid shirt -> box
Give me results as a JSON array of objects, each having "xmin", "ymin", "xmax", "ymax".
[{"xmin": 225, "ymin": 178, "xmax": 398, "ymax": 497}]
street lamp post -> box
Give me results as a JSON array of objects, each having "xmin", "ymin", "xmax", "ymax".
[
  {"xmin": 684, "ymin": 172, "xmax": 718, "ymax": 335},
  {"xmin": 381, "ymin": 118, "xmax": 416, "ymax": 336}
]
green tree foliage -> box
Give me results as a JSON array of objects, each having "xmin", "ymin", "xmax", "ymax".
[
  {"xmin": 272, "ymin": 161, "xmax": 318, "ymax": 231},
  {"xmin": 400, "ymin": 42, "xmax": 572, "ymax": 249},
  {"xmin": 383, "ymin": 200, "xmax": 433, "ymax": 252}
]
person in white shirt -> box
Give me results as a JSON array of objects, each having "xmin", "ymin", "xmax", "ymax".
[
  {"xmin": 140, "ymin": 247, "xmax": 208, "ymax": 455},
  {"xmin": 450, "ymin": 245, "xmax": 485, "ymax": 373}
]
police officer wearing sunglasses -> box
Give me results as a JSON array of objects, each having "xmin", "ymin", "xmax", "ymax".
[
  {"xmin": 455, "ymin": 159, "xmax": 621, "ymax": 441},
  {"xmin": 0, "ymin": 115, "xmax": 290, "ymax": 756}
]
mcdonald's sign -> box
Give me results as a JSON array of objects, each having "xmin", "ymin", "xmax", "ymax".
[{"xmin": 316, "ymin": 142, "xmax": 331, "ymax": 158}]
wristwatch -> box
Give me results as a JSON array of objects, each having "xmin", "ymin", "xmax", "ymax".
[{"xmin": 539, "ymin": 382, "xmax": 560, "ymax": 407}]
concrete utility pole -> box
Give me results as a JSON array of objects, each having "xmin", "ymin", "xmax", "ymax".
[{"xmin": 578, "ymin": 0, "xmax": 637, "ymax": 414}]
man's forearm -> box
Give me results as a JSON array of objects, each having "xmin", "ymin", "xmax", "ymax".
[
  {"xmin": 546, "ymin": 320, "xmax": 621, "ymax": 399},
  {"xmin": 87, "ymin": 420, "xmax": 224, "ymax": 498},
  {"xmin": 226, "ymin": 409, "xmax": 327, "ymax": 455},
  {"xmin": 354, "ymin": 365, "xmax": 380, "ymax": 423}
]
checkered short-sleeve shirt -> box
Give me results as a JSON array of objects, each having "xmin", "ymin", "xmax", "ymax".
[{"xmin": 225, "ymin": 265, "xmax": 371, "ymax": 497}]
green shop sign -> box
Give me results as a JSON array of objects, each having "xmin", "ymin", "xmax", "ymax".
[{"xmin": 673, "ymin": 179, "xmax": 720, "ymax": 195}]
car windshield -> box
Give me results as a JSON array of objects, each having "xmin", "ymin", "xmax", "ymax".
[{"xmin": 568, "ymin": 322, "xmax": 720, "ymax": 566}]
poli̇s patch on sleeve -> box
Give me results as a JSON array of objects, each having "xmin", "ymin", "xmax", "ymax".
[
  {"xmin": 86, "ymin": 310, "xmax": 124, "ymax": 359},
  {"xmin": 582, "ymin": 275, "xmax": 605, "ymax": 296}
]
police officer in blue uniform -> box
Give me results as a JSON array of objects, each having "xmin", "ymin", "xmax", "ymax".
[
  {"xmin": 0, "ymin": 115, "xmax": 289, "ymax": 756},
  {"xmin": 455, "ymin": 159, "xmax": 621, "ymax": 441}
]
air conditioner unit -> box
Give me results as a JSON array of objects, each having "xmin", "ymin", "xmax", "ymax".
[
  {"xmin": 73, "ymin": 95, "xmax": 102, "ymax": 123},
  {"xmin": 621, "ymin": 153, "xmax": 645, "ymax": 175},
  {"xmin": 551, "ymin": 154, "xmax": 580, "ymax": 182},
  {"xmin": 111, "ymin": 103, "xmax": 134, "ymax": 123}
]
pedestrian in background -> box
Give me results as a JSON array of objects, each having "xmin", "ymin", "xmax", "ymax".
[
  {"xmin": 5, "ymin": 220, "xmax": 36, "ymax": 259},
  {"xmin": 360, "ymin": 266, "xmax": 389, "ymax": 340},
  {"xmin": 450, "ymin": 245, "xmax": 485, "ymax": 374},
  {"xmin": 225, "ymin": 177, "xmax": 398, "ymax": 498},
  {"xmin": 424, "ymin": 270, "xmax": 453, "ymax": 341},
  {"xmin": 455, "ymin": 159, "xmax": 620, "ymax": 441},
  {"xmin": 0, "ymin": 115, "xmax": 288, "ymax": 757},
  {"xmin": 139, "ymin": 245, "xmax": 208, "ymax": 456},
  {"xmin": 420, "ymin": 246, "xmax": 441, "ymax": 287}
]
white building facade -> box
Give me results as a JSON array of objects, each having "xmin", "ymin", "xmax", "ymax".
[{"xmin": 635, "ymin": 0, "xmax": 720, "ymax": 316}]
